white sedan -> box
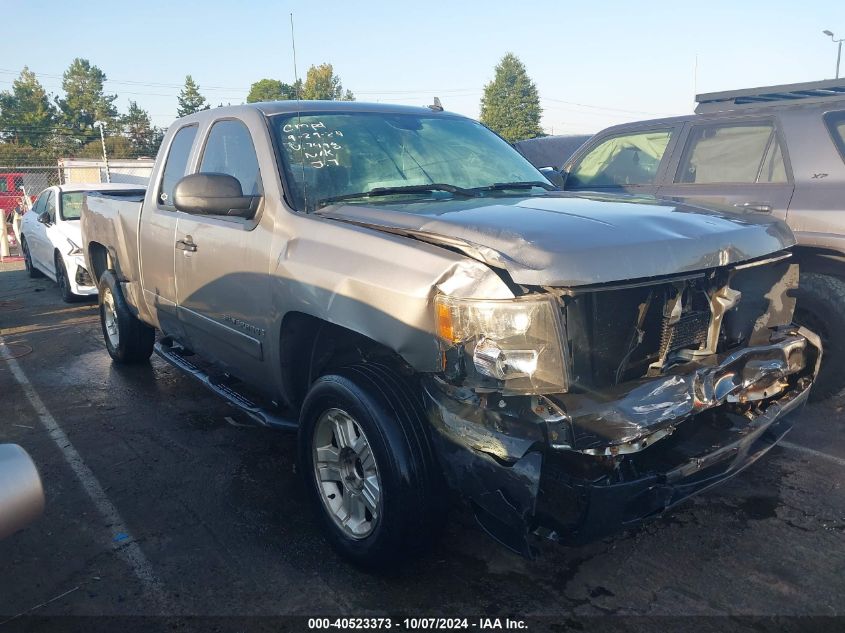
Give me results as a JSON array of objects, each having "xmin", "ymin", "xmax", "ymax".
[{"xmin": 20, "ymin": 184, "xmax": 145, "ymax": 302}]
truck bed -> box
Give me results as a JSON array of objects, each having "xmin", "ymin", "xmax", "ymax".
[{"xmin": 81, "ymin": 190, "xmax": 146, "ymax": 289}]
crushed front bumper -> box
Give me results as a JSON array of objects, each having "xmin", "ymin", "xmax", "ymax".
[{"xmin": 423, "ymin": 328, "xmax": 821, "ymax": 556}]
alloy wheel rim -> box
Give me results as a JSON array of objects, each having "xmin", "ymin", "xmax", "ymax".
[
  {"xmin": 102, "ymin": 288, "xmax": 119, "ymax": 347},
  {"xmin": 313, "ymin": 407, "xmax": 381, "ymax": 539}
]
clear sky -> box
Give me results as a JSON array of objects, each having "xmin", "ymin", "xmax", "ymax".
[{"xmin": 2, "ymin": 0, "xmax": 845, "ymax": 134}]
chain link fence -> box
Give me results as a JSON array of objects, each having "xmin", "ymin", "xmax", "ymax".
[{"xmin": 1, "ymin": 158, "xmax": 154, "ymax": 259}]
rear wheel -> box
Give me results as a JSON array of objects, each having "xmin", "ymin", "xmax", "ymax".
[
  {"xmin": 793, "ymin": 272, "xmax": 845, "ymax": 401},
  {"xmin": 21, "ymin": 237, "xmax": 42, "ymax": 278},
  {"xmin": 98, "ymin": 270, "xmax": 154, "ymax": 364},
  {"xmin": 298, "ymin": 364, "xmax": 441, "ymax": 568}
]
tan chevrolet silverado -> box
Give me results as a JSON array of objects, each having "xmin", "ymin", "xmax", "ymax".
[{"xmin": 81, "ymin": 101, "xmax": 820, "ymax": 567}]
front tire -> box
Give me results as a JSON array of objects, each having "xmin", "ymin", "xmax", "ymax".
[
  {"xmin": 794, "ymin": 272, "xmax": 845, "ymax": 401},
  {"xmin": 298, "ymin": 364, "xmax": 441, "ymax": 568},
  {"xmin": 98, "ymin": 270, "xmax": 154, "ymax": 364},
  {"xmin": 55, "ymin": 254, "xmax": 78, "ymax": 303}
]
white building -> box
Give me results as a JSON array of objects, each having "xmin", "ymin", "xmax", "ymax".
[{"xmin": 59, "ymin": 158, "xmax": 155, "ymax": 186}]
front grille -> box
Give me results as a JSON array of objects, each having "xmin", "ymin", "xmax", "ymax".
[
  {"xmin": 562, "ymin": 256, "xmax": 796, "ymax": 391},
  {"xmin": 564, "ymin": 279, "xmax": 715, "ymax": 388},
  {"xmin": 659, "ymin": 310, "xmax": 710, "ymax": 358}
]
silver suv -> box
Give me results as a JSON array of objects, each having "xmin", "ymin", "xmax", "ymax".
[{"xmin": 559, "ymin": 79, "xmax": 845, "ymax": 400}]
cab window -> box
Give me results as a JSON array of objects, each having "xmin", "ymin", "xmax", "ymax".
[
  {"xmin": 158, "ymin": 125, "xmax": 198, "ymax": 207},
  {"xmin": 198, "ymin": 119, "xmax": 263, "ymax": 196},
  {"xmin": 676, "ymin": 123, "xmax": 787, "ymax": 184},
  {"xmin": 0, "ymin": 178, "xmax": 7, "ymax": 192},
  {"xmin": 567, "ymin": 130, "xmax": 672, "ymax": 188}
]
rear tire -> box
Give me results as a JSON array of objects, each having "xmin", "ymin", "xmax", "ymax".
[
  {"xmin": 98, "ymin": 270, "xmax": 154, "ymax": 364},
  {"xmin": 298, "ymin": 363, "xmax": 441, "ymax": 568},
  {"xmin": 21, "ymin": 237, "xmax": 42, "ymax": 278},
  {"xmin": 793, "ymin": 272, "xmax": 845, "ymax": 401}
]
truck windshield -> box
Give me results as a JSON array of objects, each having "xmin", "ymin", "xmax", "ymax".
[{"xmin": 270, "ymin": 111, "xmax": 548, "ymax": 212}]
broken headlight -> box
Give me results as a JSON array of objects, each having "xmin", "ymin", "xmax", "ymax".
[{"xmin": 434, "ymin": 293, "xmax": 569, "ymax": 394}]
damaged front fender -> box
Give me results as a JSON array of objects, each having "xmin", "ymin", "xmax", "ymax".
[{"xmin": 422, "ymin": 378, "xmax": 547, "ymax": 556}]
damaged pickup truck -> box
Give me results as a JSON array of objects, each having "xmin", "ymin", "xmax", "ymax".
[{"xmin": 80, "ymin": 102, "xmax": 820, "ymax": 566}]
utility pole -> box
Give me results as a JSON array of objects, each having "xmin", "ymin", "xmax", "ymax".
[
  {"xmin": 823, "ymin": 30, "xmax": 844, "ymax": 79},
  {"xmin": 94, "ymin": 121, "xmax": 111, "ymax": 183}
]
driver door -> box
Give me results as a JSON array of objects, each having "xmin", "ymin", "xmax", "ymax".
[{"xmin": 174, "ymin": 117, "xmax": 274, "ymax": 389}]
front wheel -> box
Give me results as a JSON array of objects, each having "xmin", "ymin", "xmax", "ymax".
[
  {"xmin": 793, "ymin": 272, "xmax": 845, "ymax": 401},
  {"xmin": 298, "ymin": 364, "xmax": 442, "ymax": 568},
  {"xmin": 98, "ymin": 270, "xmax": 154, "ymax": 364},
  {"xmin": 55, "ymin": 254, "xmax": 78, "ymax": 303}
]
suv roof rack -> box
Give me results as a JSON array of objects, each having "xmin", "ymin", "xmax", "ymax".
[{"xmin": 695, "ymin": 79, "xmax": 845, "ymax": 114}]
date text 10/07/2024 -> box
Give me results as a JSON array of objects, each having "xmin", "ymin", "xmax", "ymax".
[{"xmin": 307, "ymin": 618, "xmax": 528, "ymax": 630}]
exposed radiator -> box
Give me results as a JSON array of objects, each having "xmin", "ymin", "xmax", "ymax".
[{"xmin": 659, "ymin": 310, "xmax": 710, "ymax": 358}]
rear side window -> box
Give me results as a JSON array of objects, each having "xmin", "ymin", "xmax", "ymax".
[
  {"xmin": 158, "ymin": 125, "xmax": 198, "ymax": 207},
  {"xmin": 0, "ymin": 178, "xmax": 7, "ymax": 192},
  {"xmin": 824, "ymin": 110, "xmax": 845, "ymax": 163},
  {"xmin": 198, "ymin": 119, "xmax": 263, "ymax": 196},
  {"xmin": 567, "ymin": 130, "xmax": 672, "ymax": 188},
  {"xmin": 676, "ymin": 123, "xmax": 787, "ymax": 184}
]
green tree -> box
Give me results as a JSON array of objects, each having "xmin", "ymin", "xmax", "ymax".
[
  {"xmin": 121, "ymin": 100, "xmax": 162, "ymax": 156},
  {"xmin": 0, "ymin": 66, "xmax": 56, "ymax": 147},
  {"xmin": 78, "ymin": 135, "xmax": 136, "ymax": 160},
  {"xmin": 56, "ymin": 58, "xmax": 118, "ymax": 141},
  {"xmin": 177, "ymin": 75, "xmax": 210, "ymax": 117},
  {"xmin": 479, "ymin": 53, "xmax": 543, "ymax": 142},
  {"xmin": 246, "ymin": 78, "xmax": 301, "ymax": 103},
  {"xmin": 0, "ymin": 142, "xmax": 52, "ymax": 166},
  {"xmin": 301, "ymin": 64, "xmax": 354, "ymax": 101}
]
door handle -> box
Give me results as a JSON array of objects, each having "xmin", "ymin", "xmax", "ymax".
[
  {"xmin": 733, "ymin": 202, "xmax": 773, "ymax": 213},
  {"xmin": 176, "ymin": 236, "xmax": 197, "ymax": 252}
]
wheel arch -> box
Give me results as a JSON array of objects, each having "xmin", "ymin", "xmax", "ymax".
[
  {"xmin": 790, "ymin": 245, "xmax": 845, "ymax": 279},
  {"xmin": 87, "ymin": 241, "xmax": 115, "ymax": 284},
  {"xmin": 278, "ymin": 311, "xmax": 416, "ymax": 411}
]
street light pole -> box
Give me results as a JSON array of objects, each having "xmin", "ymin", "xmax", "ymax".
[
  {"xmin": 823, "ymin": 30, "xmax": 844, "ymax": 79},
  {"xmin": 94, "ymin": 121, "xmax": 111, "ymax": 183}
]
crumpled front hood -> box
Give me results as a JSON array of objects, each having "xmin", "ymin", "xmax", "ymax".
[{"xmin": 317, "ymin": 192, "xmax": 796, "ymax": 287}]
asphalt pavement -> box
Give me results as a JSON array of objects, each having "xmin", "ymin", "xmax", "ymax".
[{"xmin": 1, "ymin": 262, "xmax": 843, "ymax": 632}]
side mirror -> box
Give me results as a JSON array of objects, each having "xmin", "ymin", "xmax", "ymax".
[
  {"xmin": 173, "ymin": 173, "xmax": 260, "ymax": 218},
  {"xmin": 539, "ymin": 166, "xmax": 566, "ymax": 189},
  {"xmin": 37, "ymin": 212, "xmax": 51, "ymax": 225},
  {"xmin": 0, "ymin": 444, "xmax": 45, "ymax": 541}
]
